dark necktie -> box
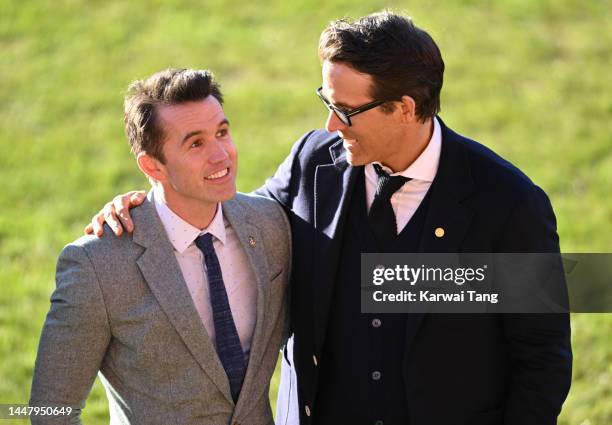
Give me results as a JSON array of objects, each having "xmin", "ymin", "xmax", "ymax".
[
  {"xmin": 368, "ymin": 164, "xmax": 411, "ymax": 246},
  {"xmin": 194, "ymin": 233, "xmax": 246, "ymax": 403}
]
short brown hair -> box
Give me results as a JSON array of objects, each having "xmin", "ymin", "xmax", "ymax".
[
  {"xmin": 318, "ymin": 11, "xmax": 444, "ymax": 121},
  {"xmin": 124, "ymin": 68, "xmax": 223, "ymax": 163}
]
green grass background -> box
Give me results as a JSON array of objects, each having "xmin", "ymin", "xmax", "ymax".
[{"xmin": 1, "ymin": 0, "xmax": 610, "ymax": 423}]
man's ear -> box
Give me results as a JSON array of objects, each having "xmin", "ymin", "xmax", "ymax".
[
  {"xmin": 397, "ymin": 95, "xmax": 417, "ymax": 123},
  {"xmin": 137, "ymin": 152, "xmax": 166, "ymax": 183}
]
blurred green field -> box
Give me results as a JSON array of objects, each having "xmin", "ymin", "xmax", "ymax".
[{"xmin": 1, "ymin": 0, "xmax": 610, "ymax": 424}]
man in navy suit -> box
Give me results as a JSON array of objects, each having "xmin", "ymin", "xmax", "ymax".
[{"xmin": 89, "ymin": 11, "xmax": 571, "ymax": 425}]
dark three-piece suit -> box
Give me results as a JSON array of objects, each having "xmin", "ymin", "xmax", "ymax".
[{"xmin": 261, "ymin": 117, "xmax": 572, "ymax": 425}]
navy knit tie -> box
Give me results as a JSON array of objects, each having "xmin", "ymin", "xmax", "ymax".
[
  {"xmin": 368, "ymin": 164, "xmax": 411, "ymax": 246},
  {"xmin": 194, "ymin": 233, "xmax": 246, "ymax": 403}
]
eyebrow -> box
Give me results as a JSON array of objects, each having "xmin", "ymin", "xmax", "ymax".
[
  {"xmin": 321, "ymin": 90, "xmax": 354, "ymax": 110},
  {"xmin": 333, "ymin": 101, "xmax": 353, "ymax": 110},
  {"xmin": 181, "ymin": 119, "xmax": 230, "ymax": 145}
]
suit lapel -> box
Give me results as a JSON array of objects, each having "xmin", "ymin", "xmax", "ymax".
[
  {"xmin": 133, "ymin": 195, "xmax": 233, "ymax": 403},
  {"xmin": 405, "ymin": 118, "xmax": 477, "ymax": 351},
  {"xmin": 222, "ymin": 197, "xmax": 269, "ymax": 408},
  {"xmin": 312, "ymin": 140, "xmax": 360, "ymax": 352}
]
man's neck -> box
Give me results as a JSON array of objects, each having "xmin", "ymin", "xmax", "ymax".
[
  {"xmin": 386, "ymin": 118, "xmax": 434, "ymax": 172},
  {"xmin": 154, "ymin": 186, "xmax": 217, "ymax": 230}
]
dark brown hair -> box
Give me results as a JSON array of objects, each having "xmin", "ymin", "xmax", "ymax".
[
  {"xmin": 124, "ymin": 68, "xmax": 223, "ymax": 163},
  {"xmin": 318, "ymin": 11, "xmax": 444, "ymax": 121}
]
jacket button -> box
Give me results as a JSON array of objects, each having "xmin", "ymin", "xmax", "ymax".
[
  {"xmin": 372, "ymin": 370, "xmax": 381, "ymax": 380},
  {"xmin": 305, "ymin": 405, "xmax": 311, "ymax": 416},
  {"xmin": 375, "ymin": 421, "xmax": 384, "ymax": 425},
  {"xmin": 372, "ymin": 318, "xmax": 382, "ymax": 328},
  {"xmin": 312, "ymin": 355, "xmax": 318, "ymax": 366}
]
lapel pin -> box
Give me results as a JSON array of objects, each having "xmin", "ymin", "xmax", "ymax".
[
  {"xmin": 248, "ymin": 236, "xmax": 256, "ymax": 247},
  {"xmin": 434, "ymin": 227, "xmax": 445, "ymax": 238}
]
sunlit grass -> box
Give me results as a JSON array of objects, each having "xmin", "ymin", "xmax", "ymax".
[{"xmin": 1, "ymin": 1, "xmax": 610, "ymax": 424}]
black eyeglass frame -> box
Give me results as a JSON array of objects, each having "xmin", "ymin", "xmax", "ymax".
[{"xmin": 316, "ymin": 86, "xmax": 386, "ymax": 127}]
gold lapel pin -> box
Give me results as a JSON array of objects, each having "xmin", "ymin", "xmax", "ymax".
[
  {"xmin": 248, "ymin": 236, "xmax": 256, "ymax": 247},
  {"xmin": 434, "ymin": 227, "xmax": 445, "ymax": 238}
]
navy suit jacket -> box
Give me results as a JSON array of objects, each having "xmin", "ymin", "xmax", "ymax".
[{"xmin": 261, "ymin": 118, "xmax": 572, "ymax": 425}]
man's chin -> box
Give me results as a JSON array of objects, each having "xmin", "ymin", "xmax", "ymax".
[
  {"xmin": 219, "ymin": 187, "xmax": 237, "ymax": 202},
  {"xmin": 345, "ymin": 152, "xmax": 366, "ymax": 167},
  {"xmin": 205, "ymin": 185, "xmax": 237, "ymax": 204}
]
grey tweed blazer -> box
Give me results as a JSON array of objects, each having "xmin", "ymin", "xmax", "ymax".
[{"xmin": 30, "ymin": 192, "xmax": 291, "ymax": 425}]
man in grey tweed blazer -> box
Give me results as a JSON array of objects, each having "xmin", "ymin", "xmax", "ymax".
[{"xmin": 30, "ymin": 69, "xmax": 290, "ymax": 425}]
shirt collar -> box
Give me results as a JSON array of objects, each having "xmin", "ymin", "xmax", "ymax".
[
  {"xmin": 367, "ymin": 116, "xmax": 441, "ymax": 182},
  {"xmin": 153, "ymin": 188, "xmax": 227, "ymax": 253}
]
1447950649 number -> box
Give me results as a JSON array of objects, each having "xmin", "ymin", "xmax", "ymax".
[{"xmin": 5, "ymin": 405, "xmax": 73, "ymax": 417}]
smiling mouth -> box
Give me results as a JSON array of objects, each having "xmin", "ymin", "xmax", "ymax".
[
  {"xmin": 342, "ymin": 138, "xmax": 358, "ymax": 148},
  {"xmin": 204, "ymin": 168, "xmax": 229, "ymax": 180},
  {"xmin": 339, "ymin": 133, "xmax": 356, "ymax": 142}
]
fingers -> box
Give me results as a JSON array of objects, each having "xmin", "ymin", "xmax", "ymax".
[
  {"xmin": 90, "ymin": 202, "xmax": 122, "ymax": 237},
  {"xmin": 90, "ymin": 203, "xmax": 107, "ymax": 237},
  {"xmin": 130, "ymin": 191, "xmax": 147, "ymax": 205},
  {"xmin": 113, "ymin": 190, "xmax": 145, "ymax": 233},
  {"xmin": 86, "ymin": 190, "xmax": 146, "ymax": 238}
]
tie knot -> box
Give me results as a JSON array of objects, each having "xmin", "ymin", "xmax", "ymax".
[
  {"xmin": 194, "ymin": 233, "xmax": 214, "ymax": 254},
  {"xmin": 373, "ymin": 164, "xmax": 410, "ymax": 200}
]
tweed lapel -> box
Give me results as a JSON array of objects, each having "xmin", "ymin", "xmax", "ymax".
[
  {"xmin": 132, "ymin": 192, "xmax": 233, "ymax": 403},
  {"xmin": 221, "ymin": 196, "xmax": 269, "ymax": 409}
]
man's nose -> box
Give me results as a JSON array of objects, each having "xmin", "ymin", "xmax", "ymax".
[
  {"xmin": 208, "ymin": 141, "xmax": 230, "ymax": 163},
  {"xmin": 325, "ymin": 110, "xmax": 348, "ymax": 133}
]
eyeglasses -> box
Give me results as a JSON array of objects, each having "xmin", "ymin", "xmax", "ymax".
[{"xmin": 316, "ymin": 86, "xmax": 386, "ymax": 127}]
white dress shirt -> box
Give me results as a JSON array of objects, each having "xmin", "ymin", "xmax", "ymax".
[
  {"xmin": 365, "ymin": 117, "xmax": 442, "ymax": 234},
  {"xmin": 153, "ymin": 190, "xmax": 257, "ymax": 356}
]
